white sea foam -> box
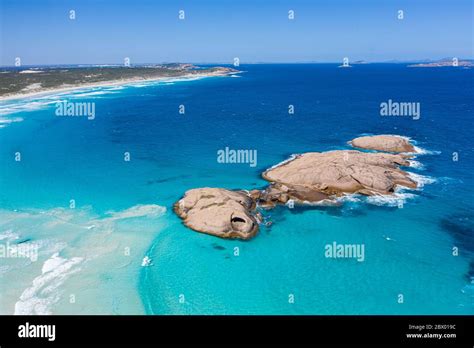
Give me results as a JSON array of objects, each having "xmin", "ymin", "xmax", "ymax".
[
  {"xmin": 408, "ymin": 160, "xmax": 425, "ymax": 170},
  {"xmin": 14, "ymin": 252, "xmax": 84, "ymax": 315},
  {"xmin": 366, "ymin": 191, "xmax": 417, "ymax": 207},
  {"xmin": 0, "ymin": 100, "xmax": 56, "ymax": 116},
  {"xmin": 267, "ymin": 154, "xmax": 299, "ymax": 170},
  {"xmin": 408, "ymin": 172, "xmax": 436, "ymax": 188},
  {"xmin": 69, "ymin": 90, "xmax": 120, "ymax": 98},
  {"xmin": 41, "ymin": 253, "xmax": 70, "ymax": 274},
  {"xmin": 301, "ymin": 199, "xmax": 340, "ymax": 207},
  {"xmin": 128, "ymin": 83, "xmax": 151, "ymax": 88},
  {"xmin": 336, "ymin": 194, "xmax": 362, "ymax": 203},
  {"xmin": 105, "ymin": 86, "xmax": 125, "ymax": 91},
  {"xmin": 0, "ymin": 88, "xmax": 112, "ymax": 119},
  {"xmin": 364, "ymin": 171, "xmax": 436, "ymax": 207},
  {"xmin": 104, "ymin": 204, "xmax": 167, "ymax": 221},
  {"xmin": 68, "ymin": 90, "xmax": 111, "ymax": 97},
  {"xmin": 362, "ymin": 171, "xmax": 435, "ymax": 207},
  {"xmin": 413, "ymin": 145, "xmax": 441, "ymax": 155},
  {"xmin": 168, "ymin": 76, "xmax": 203, "ymax": 82}
]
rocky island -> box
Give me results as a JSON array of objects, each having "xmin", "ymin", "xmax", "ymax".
[
  {"xmin": 174, "ymin": 135, "xmax": 424, "ymax": 240},
  {"xmin": 262, "ymin": 150, "xmax": 416, "ymax": 198}
]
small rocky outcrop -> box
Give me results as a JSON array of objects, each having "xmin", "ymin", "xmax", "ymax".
[
  {"xmin": 350, "ymin": 135, "xmax": 415, "ymax": 153},
  {"xmin": 174, "ymin": 188, "xmax": 259, "ymax": 240}
]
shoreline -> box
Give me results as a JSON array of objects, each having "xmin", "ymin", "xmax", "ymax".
[{"xmin": 0, "ymin": 70, "xmax": 240, "ymax": 102}]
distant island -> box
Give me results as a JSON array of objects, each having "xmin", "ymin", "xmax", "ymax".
[
  {"xmin": 0, "ymin": 64, "xmax": 239, "ymax": 100},
  {"xmin": 408, "ymin": 58, "xmax": 474, "ymax": 68}
]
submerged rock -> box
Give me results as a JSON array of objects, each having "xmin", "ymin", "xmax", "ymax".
[
  {"xmin": 174, "ymin": 188, "xmax": 259, "ymax": 240},
  {"xmin": 350, "ymin": 135, "xmax": 415, "ymax": 153},
  {"xmin": 262, "ymin": 150, "xmax": 417, "ymax": 197}
]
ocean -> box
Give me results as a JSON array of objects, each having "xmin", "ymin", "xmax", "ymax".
[{"xmin": 0, "ymin": 64, "xmax": 473, "ymax": 314}]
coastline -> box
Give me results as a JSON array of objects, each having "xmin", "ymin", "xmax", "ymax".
[{"xmin": 0, "ymin": 70, "xmax": 240, "ymax": 102}]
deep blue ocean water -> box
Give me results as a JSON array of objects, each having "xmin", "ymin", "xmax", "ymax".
[{"xmin": 0, "ymin": 64, "xmax": 473, "ymax": 314}]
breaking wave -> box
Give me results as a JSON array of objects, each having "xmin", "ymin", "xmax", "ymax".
[
  {"xmin": 0, "ymin": 203, "xmax": 167, "ymax": 315},
  {"xmin": 14, "ymin": 253, "xmax": 84, "ymax": 315}
]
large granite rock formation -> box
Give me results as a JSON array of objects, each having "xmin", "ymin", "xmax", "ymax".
[
  {"xmin": 174, "ymin": 188, "xmax": 259, "ymax": 240},
  {"xmin": 174, "ymin": 135, "xmax": 423, "ymax": 239},
  {"xmin": 262, "ymin": 150, "xmax": 417, "ymax": 197}
]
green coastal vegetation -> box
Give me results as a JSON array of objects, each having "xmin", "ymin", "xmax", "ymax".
[{"xmin": 0, "ymin": 64, "xmax": 238, "ymax": 98}]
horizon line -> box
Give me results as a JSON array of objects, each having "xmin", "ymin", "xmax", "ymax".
[{"xmin": 1, "ymin": 58, "xmax": 473, "ymax": 68}]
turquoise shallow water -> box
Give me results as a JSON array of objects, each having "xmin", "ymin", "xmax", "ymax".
[
  {"xmin": 0, "ymin": 64, "xmax": 473, "ymax": 314},
  {"xmin": 142, "ymin": 202, "xmax": 471, "ymax": 314}
]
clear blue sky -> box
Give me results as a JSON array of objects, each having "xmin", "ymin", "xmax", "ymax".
[{"xmin": 1, "ymin": 0, "xmax": 473, "ymax": 65}]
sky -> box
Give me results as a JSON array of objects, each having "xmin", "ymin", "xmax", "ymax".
[{"xmin": 0, "ymin": 0, "xmax": 473, "ymax": 65}]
